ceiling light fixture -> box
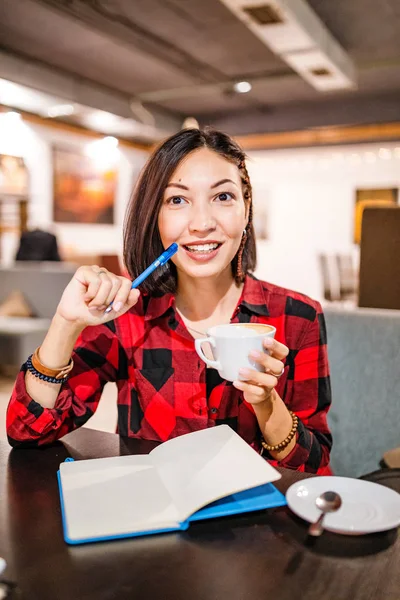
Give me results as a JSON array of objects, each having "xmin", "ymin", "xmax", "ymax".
[
  {"xmin": 84, "ymin": 110, "xmax": 121, "ymax": 132},
  {"xmin": 182, "ymin": 117, "xmax": 199, "ymax": 129},
  {"xmin": 85, "ymin": 136, "xmax": 120, "ymax": 168},
  {"xmin": 47, "ymin": 104, "xmax": 75, "ymax": 118},
  {"xmin": 5, "ymin": 111, "xmax": 21, "ymax": 120},
  {"xmin": 219, "ymin": 0, "xmax": 356, "ymax": 92},
  {"xmin": 103, "ymin": 136, "xmax": 119, "ymax": 147},
  {"xmin": 233, "ymin": 81, "xmax": 252, "ymax": 93},
  {"xmin": 378, "ymin": 148, "xmax": 392, "ymax": 160}
]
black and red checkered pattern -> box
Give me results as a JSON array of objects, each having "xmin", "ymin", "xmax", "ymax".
[{"xmin": 6, "ymin": 275, "xmax": 332, "ymax": 474}]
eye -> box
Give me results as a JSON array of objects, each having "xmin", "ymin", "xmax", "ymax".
[
  {"xmin": 215, "ymin": 192, "xmax": 234, "ymax": 203},
  {"xmin": 167, "ymin": 196, "xmax": 187, "ymax": 206}
]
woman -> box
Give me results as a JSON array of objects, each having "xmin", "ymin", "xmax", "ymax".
[{"xmin": 6, "ymin": 128, "xmax": 332, "ymax": 474}]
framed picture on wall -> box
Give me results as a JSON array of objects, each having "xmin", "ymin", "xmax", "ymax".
[
  {"xmin": 0, "ymin": 154, "xmax": 29, "ymax": 196},
  {"xmin": 354, "ymin": 188, "xmax": 398, "ymax": 244},
  {"xmin": 53, "ymin": 146, "xmax": 117, "ymax": 224}
]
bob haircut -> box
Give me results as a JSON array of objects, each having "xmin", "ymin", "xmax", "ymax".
[{"xmin": 123, "ymin": 127, "xmax": 256, "ymax": 295}]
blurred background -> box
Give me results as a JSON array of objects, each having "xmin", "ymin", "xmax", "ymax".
[{"xmin": 0, "ymin": 0, "xmax": 399, "ymax": 474}]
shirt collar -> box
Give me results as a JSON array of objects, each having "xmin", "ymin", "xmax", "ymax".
[
  {"xmin": 144, "ymin": 274, "xmax": 269, "ymax": 321},
  {"xmin": 145, "ymin": 292, "xmax": 175, "ymax": 321},
  {"xmin": 238, "ymin": 274, "xmax": 270, "ymax": 317}
]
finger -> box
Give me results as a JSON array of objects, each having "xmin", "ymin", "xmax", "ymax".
[
  {"xmin": 110, "ymin": 278, "xmax": 134, "ymax": 312},
  {"xmin": 76, "ymin": 266, "xmax": 102, "ymax": 302},
  {"xmin": 88, "ymin": 273, "xmax": 113, "ymax": 307},
  {"xmin": 124, "ymin": 288, "xmax": 141, "ymax": 310},
  {"xmin": 85, "ymin": 279, "xmax": 102, "ymax": 304},
  {"xmin": 263, "ymin": 337, "xmax": 289, "ymax": 359},
  {"xmin": 128, "ymin": 288, "xmax": 140, "ymax": 304},
  {"xmin": 238, "ymin": 367, "xmax": 280, "ymax": 388},
  {"xmin": 233, "ymin": 380, "xmax": 268, "ymax": 400},
  {"xmin": 104, "ymin": 276, "xmax": 123, "ymax": 307},
  {"xmin": 248, "ymin": 350, "xmax": 284, "ymax": 375}
]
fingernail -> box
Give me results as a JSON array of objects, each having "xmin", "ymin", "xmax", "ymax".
[
  {"xmin": 263, "ymin": 337, "xmax": 273, "ymax": 347},
  {"xmin": 238, "ymin": 368, "xmax": 251, "ymax": 380},
  {"xmin": 233, "ymin": 380, "xmax": 244, "ymax": 389},
  {"xmin": 249, "ymin": 350, "xmax": 262, "ymax": 359},
  {"xmin": 113, "ymin": 302, "xmax": 122, "ymax": 312}
]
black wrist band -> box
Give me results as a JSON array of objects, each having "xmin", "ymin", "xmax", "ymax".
[{"xmin": 26, "ymin": 355, "xmax": 69, "ymax": 385}]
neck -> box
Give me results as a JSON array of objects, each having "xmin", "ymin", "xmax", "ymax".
[{"xmin": 175, "ymin": 268, "xmax": 244, "ymax": 322}]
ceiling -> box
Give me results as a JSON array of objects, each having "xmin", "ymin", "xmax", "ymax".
[{"xmin": 1, "ymin": 0, "xmax": 400, "ymax": 142}]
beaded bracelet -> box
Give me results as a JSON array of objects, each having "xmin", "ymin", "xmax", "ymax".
[
  {"xmin": 26, "ymin": 354, "xmax": 70, "ymax": 385},
  {"xmin": 261, "ymin": 410, "xmax": 299, "ymax": 452}
]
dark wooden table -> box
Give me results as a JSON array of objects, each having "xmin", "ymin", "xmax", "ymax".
[{"xmin": 0, "ymin": 428, "xmax": 398, "ymax": 600}]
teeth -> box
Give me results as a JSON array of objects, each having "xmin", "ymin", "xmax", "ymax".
[{"xmin": 186, "ymin": 243, "xmax": 219, "ymax": 253}]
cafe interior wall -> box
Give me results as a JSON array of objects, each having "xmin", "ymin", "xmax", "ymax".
[
  {"xmin": 249, "ymin": 142, "xmax": 400, "ymax": 300},
  {"xmin": 1, "ymin": 113, "xmax": 400, "ymax": 302},
  {"xmin": 0, "ymin": 113, "xmax": 148, "ymax": 265}
]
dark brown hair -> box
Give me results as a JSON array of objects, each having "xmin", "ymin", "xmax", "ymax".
[{"xmin": 123, "ymin": 127, "xmax": 256, "ymax": 295}]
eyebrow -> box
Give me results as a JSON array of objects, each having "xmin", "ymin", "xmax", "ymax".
[
  {"xmin": 166, "ymin": 178, "xmax": 238, "ymax": 190},
  {"xmin": 211, "ymin": 178, "xmax": 238, "ymax": 189},
  {"xmin": 166, "ymin": 182, "xmax": 189, "ymax": 190}
]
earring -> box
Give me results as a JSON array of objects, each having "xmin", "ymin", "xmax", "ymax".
[{"xmin": 236, "ymin": 229, "xmax": 247, "ymax": 282}]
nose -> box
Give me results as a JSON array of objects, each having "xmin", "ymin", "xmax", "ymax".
[{"xmin": 188, "ymin": 203, "xmax": 216, "ymax": 234}]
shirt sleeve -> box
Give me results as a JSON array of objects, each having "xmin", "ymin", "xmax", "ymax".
[
  {"xmin": 6, "ymin": 323, "xmax": 121, "ymax": 447},
  {"xmin": 269, "ymin": 302, "xmax": 333, "ymax": 474}
]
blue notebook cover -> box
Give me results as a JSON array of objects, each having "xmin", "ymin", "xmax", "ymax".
[
  {"xmin": 57, "ymin": 464, "xmax": 286, "ymax": 545},
  {"xmin": 188, "ymin": 482, "xmax": 287, "ymax": 522}
]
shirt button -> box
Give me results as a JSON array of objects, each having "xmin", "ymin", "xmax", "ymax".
[{"xmin": 210, "ymin": 408, "xmax": 218, "ymax": 415}]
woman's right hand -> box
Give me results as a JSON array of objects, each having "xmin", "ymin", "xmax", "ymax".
[{"xmin": 55, "ymin": 265, "xmax": 140, "ymax": 328}]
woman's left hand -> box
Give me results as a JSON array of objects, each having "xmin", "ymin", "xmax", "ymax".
[{"xmin": 233, "ymin": 337, "xmax": 289, "ymax": 405}]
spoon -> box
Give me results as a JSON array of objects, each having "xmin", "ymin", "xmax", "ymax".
[{"xmin": 308, "ymin": 491, "xmax": 342, "ymax": 536}]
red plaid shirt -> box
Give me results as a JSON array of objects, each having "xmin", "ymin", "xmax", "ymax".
[{"xmin": 7, "ymin": 275, "xmax": 332, "ymax": 474}]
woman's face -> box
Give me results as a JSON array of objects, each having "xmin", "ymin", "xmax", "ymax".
[{"xmin": 158, "ymin": 148, "xmax": 248, "ymax": 282}]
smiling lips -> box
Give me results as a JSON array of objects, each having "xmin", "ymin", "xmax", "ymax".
[{"xmin": 181, "ymin": 241, "xmax": 223, "ymax": 261}]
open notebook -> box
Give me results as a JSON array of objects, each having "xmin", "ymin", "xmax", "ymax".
[{"xmin": 58, "ymin": 425, "xmax": 286, "ymax": 545}]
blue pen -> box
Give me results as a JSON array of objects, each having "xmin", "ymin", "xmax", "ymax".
[{"xmin": 104, "ymin": 243, "xmax": 178, "ymax": 313}]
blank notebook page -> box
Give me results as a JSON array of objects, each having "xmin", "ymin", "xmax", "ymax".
[{"xmin": 59, "ymin": 455, "xmax": 180, "ymax": 540}]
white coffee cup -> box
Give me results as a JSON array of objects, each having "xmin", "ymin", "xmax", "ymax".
[{"xmin": 195, "ymin": 323, "xmax": 276, "ymax": 382}]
